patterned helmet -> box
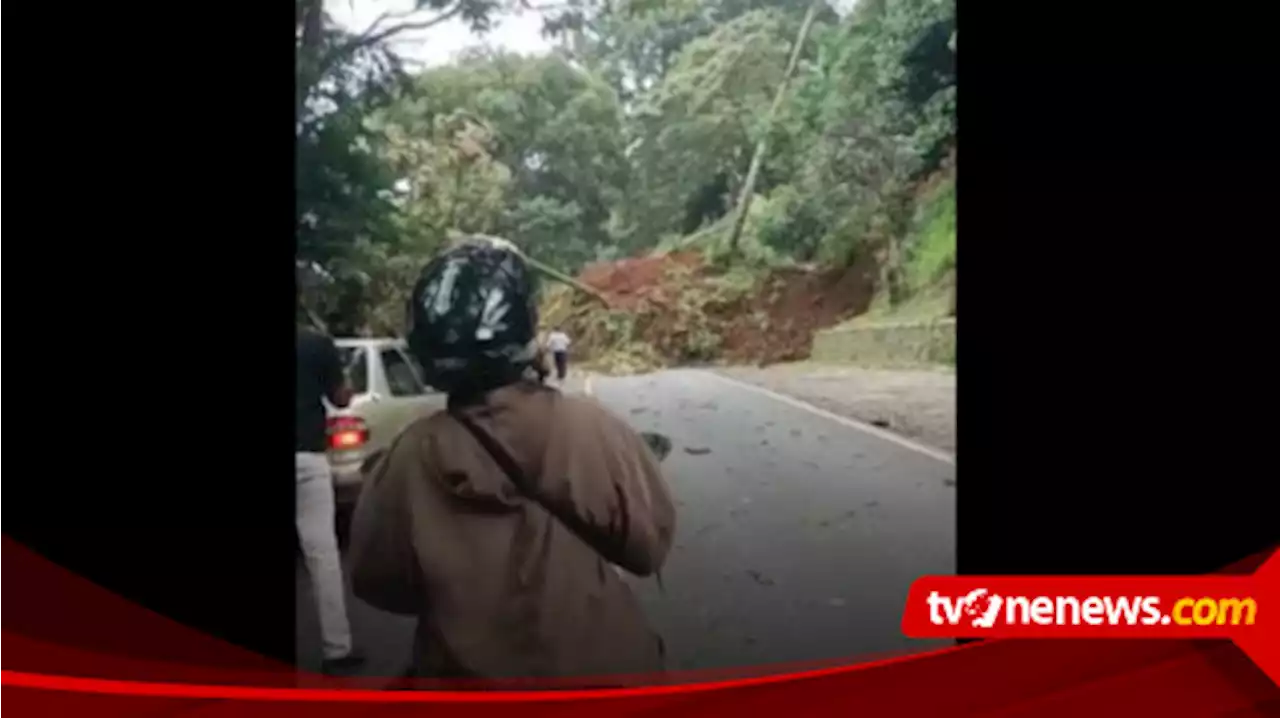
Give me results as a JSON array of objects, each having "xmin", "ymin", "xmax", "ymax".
[{"xmin": 406, "ymin": 237, "xmax": 540, "ymax": 393}]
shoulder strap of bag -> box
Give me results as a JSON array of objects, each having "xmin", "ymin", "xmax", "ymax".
[
  {"xmin": 449, "ymin": 409, "xmax": 604, "ymax": 549},
  {"xmin": 449, "ymin": 408, "xmax": 662, "ymax": 590},
  {"xmin": 449, "ymin": 409, "xmax": 537, "ymax": 499}
]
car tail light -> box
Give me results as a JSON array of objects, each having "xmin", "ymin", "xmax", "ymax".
[{"xmin": 327, "ymin": 416, "xmax": 369, "ymax": 451}]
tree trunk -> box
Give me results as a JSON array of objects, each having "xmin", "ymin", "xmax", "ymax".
[
  {"xmin": 882, "ymin": 192, "xmax": 911, "ymax": 307},
  {"xmin": 296, "ymin": 0, "xmax": 326, "ymax": 117},
  {"xmin": 883, "ymin": 237, "xmax": 907, "ymax": 306},
  {"xmin": 725, "ymin": 0, "xmax": 823, "ymax": 255}
]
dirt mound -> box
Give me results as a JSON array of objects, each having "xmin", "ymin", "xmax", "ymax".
[
  {"xmin": 541, "ymin": 251, "xmax": 876, "ymax": 372},
  {"xmin": 576, "ymin": 251, "xmax": 705, "ymax": 310},
  {"xmin": 718, "ymin": 254, "xmax": 878, "ymax": 365}
]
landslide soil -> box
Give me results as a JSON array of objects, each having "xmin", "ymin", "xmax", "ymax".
[{"xmin": 548, "ymin": 251, "xmax": 878, "ymax": 368}]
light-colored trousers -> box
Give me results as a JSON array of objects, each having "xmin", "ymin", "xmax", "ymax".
[{"xmin": 296, "ymin": 451, "xmax": 353, "ymax": 660}]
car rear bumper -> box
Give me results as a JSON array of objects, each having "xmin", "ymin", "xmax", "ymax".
[{"xmin": 331, "ymin": 463, "xmax": 364, "ymax": 507}]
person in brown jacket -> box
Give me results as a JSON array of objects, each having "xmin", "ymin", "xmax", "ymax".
[{"xmin": 347, "ymin": 238, "xmax": 677, "ymax": 686}]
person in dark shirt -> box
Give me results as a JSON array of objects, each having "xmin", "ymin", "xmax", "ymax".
[{"xmin": 296, "ymin": 325, "xmax": 363, "ymax": 674}]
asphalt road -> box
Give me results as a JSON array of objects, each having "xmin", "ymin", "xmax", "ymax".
[{"xmin": 295, "ymin": 369, "xmax": 955, "ymax": 679}]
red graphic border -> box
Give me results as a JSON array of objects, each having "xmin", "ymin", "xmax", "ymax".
[{"xmin": 3, "ymin": 536, "xmax": 1277, "ymax": 716}]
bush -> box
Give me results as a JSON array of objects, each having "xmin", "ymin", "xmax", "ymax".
[{"xmin": 904, "ymin": 173, "xmax": 955, "ymax": 293}]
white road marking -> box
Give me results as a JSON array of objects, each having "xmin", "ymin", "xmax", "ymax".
[{"xmin": 699, "ymin": 370, "xmax": 956, "ymax": 466}]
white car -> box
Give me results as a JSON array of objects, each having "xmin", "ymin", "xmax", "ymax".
[{"xmin": 326, "ymin": 338, "xmax": 443, "ymax": 517}]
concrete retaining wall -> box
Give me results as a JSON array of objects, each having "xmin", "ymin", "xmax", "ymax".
[{"xmin": 811, "ymin": 318, "xmax": 955, "ymax": 366}]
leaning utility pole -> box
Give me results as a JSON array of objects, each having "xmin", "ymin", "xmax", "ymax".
[{"xmin": 726, "ymin": 0, "xmax": 823, "ymax": 255}]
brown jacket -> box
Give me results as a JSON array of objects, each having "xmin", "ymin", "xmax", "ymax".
[{"xmin": 347, "ymin": 381, "xmax": 676, "ymax": 685}]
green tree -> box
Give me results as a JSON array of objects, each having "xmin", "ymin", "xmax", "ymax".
[
  {"xmin": 621, "ymin": 9, "xmax": 801, "ymax": 248},
  {"xmin": 295, "ymin": 0, "xmax": 504, "ymax": 331},
  {"xmin": 391, "ymin": 50, "xmax": 630, "ymax": 268}
]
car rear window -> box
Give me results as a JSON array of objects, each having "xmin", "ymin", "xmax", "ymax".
[
  {"xmin": 337, "ymin": 347, "xmax": 369, "ymax": 394},
  {"xmin": 382, "ymin": 348, "xmax": 427, "ymax": 396}
]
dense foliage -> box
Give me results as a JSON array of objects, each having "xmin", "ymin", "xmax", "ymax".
[{"xmin": 296, "ymin": 0, "xmax": 955, "ymax": 334}]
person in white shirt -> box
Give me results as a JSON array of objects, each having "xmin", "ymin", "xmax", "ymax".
[{"xmin": 546, "ymin": 327, "xmax": 572, "ymax": 382}]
